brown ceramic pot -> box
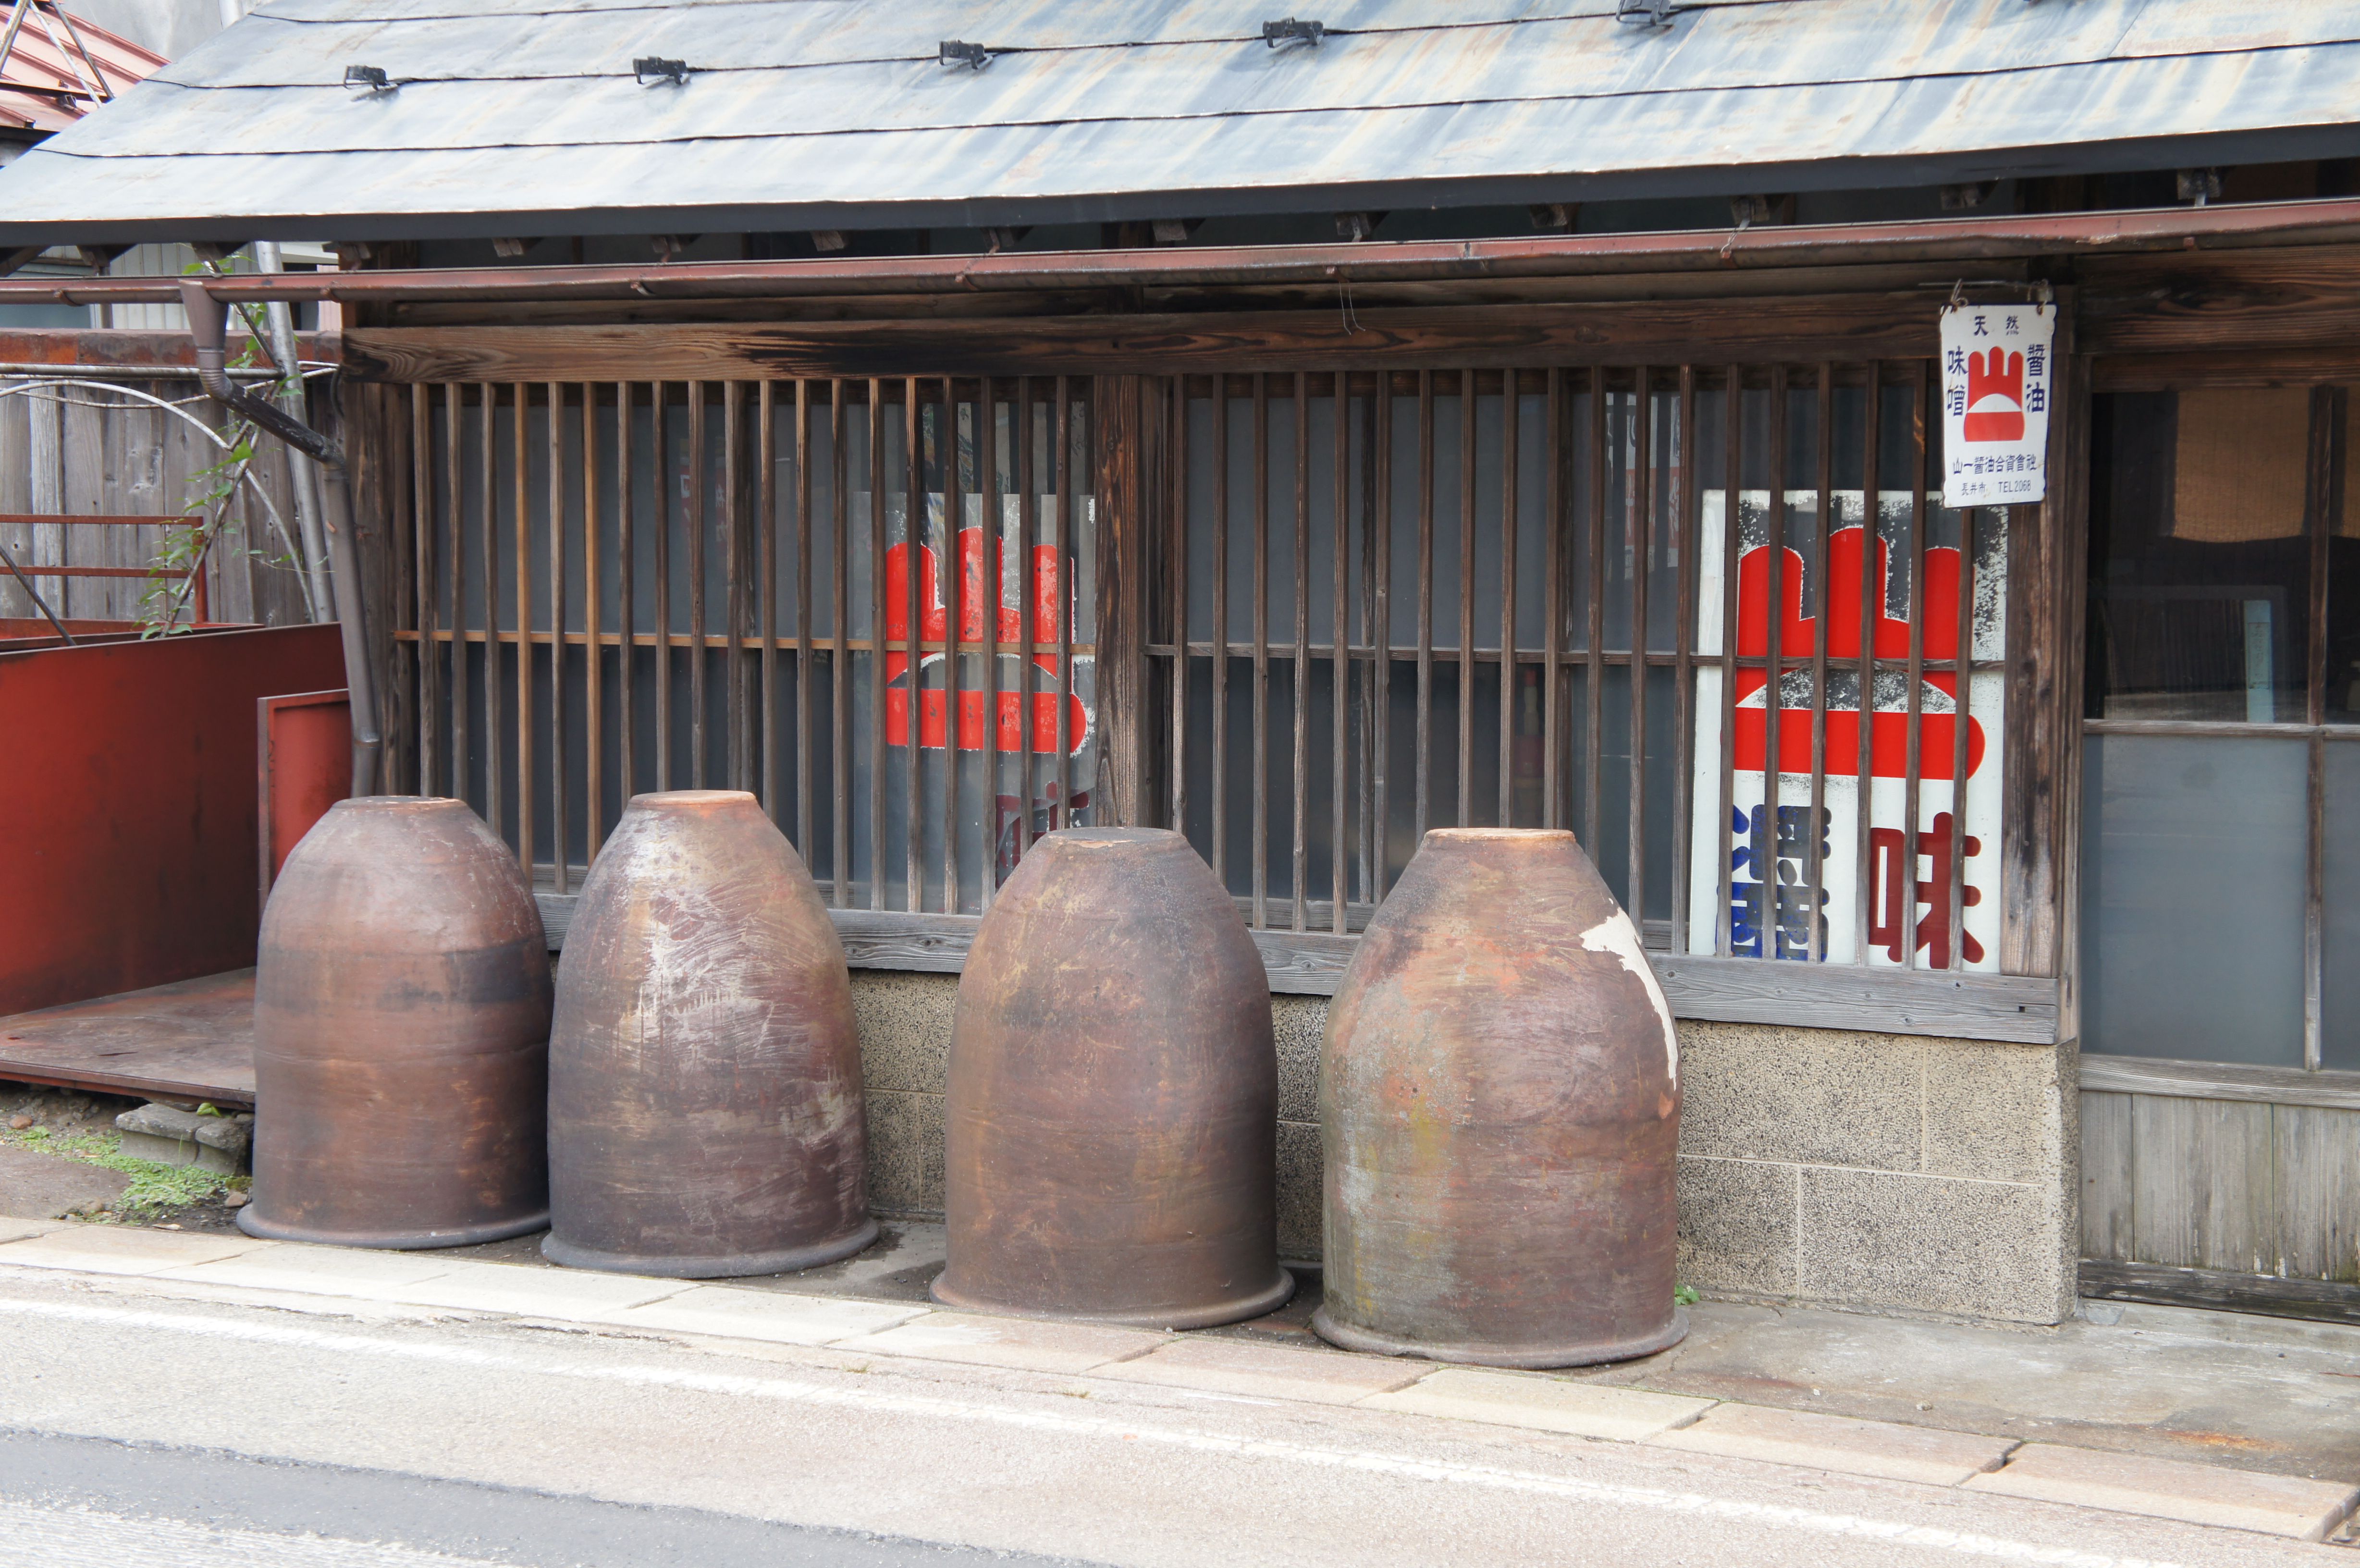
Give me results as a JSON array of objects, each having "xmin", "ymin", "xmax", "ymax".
[
  {"xmin": 1314, "ymin": 827, "xmax": 1685, "ymax": 1367},
  {"xmin": 934, "ymin": 827, "xmax": 1292, "ymax": 1328},
  {"xmin": 543, "ymin": 791, "xmax": 872, "ymax": 1277},
  {"xmin": 242, "ymin": 796, "xmax": 551, "ymax": 1249}
]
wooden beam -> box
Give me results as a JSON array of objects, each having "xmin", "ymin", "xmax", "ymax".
[
  {"xmin": 2077, "ymin": 248, "xmax": 2360, "ymax": 355},
  {"xmin": 531, "ymin": 892, "xmax": 2060, "ymax": 1041},
  {"xmin": 2078, "ymin": 1054, "xmax": 2360, "ymax": 1112},
  {"xmin": 342, "ymin": 295, "xmax": 1941, "ymax": 384},
  {"xmin": 2078, "ymin": 1259, "xmax": 2360, "ymax": 1326}
]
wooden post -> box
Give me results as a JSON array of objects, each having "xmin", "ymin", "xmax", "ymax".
[{"xmin": 1094, "ymin": 373, "xmax": 1152, "ymax": 827}]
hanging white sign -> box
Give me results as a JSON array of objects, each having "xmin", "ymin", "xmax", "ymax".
[{"xmin": 1940, "ymin": 302, "xmax": 2053, "ymax": 508}]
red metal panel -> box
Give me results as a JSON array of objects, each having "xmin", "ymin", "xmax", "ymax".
[
  {"xmin": 257, "ymin": 687, "xmax": 352, "ymax": 905},
  {"xmin": 0, "ymin": 624, "xmax": 345, "ymax": 1015}
]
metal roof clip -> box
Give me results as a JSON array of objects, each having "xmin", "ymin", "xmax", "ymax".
[
  {"xmin": 633, "ymin": 57, "xmax": 689, "ymax": 86},
  {"xmin": 1616, "ymin": 0, "xmax": 1674, "ymax": 28},
  {"xmin": 1263, "ymin": 18, "xmax": 1325, "ymax": 48},
  {"xmin": 940, "ymin": 40, "xmax": 990, "ymax": 70},
  {"xmin": 343, "ymin": 65, "xmax": 392, "ymax": 93}
]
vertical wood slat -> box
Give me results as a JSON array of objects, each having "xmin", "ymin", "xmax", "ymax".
[
  {"xmin": 942, "ymin": 375, "xmax": 960, "ymax": 914},
  {"xmin": 547, "ymin": 381, "xmax": 568, "ymax": 892},
  {"xmin": 1252, "ymin": 371, "xmax": 1270, "ymax": 928},
  {"xmin": 1211, "ymin": 375, "xmax": 1229, "ymax": 891},
  {"xmin": 1629, "ymin": 365, "xmax": 1652, "ymax": 921},
  {"xmin": 1542, "ymin": 368, "xmax": 1562, "ymax": 833},
  {"xmin": 1415, "ymin": 369, "xmax": 1434, "ymax": 846},
  {"xmin": 760, "ymin": 380, "xmax": 780, "ymax": 831},
  {"xmin": 2304, "ymin": 385, "xmax": 2339, "ymax": 1068},
  {"xmin": 410, "ymin": 384, "xmax": 436, "ymax": 798},
  {"xmin": 614, "ymin": 382, "xmax": 632, "ymax": 811},
  {"xmin": 831, "ymin": 379, "xmax": 851, "ymax": 906},
  {"xmin": 582, "ymin": 382, "xmax": 602, "ymax": 861},
  {"xmin": 1586, "ymin": 365, "xmax": 1608, "ymax": 855},
  {"xmin": 1016, "ymin": 377, "xmax": 1036, "ymax": 870},
  {"xmin": 477, "ymin": 387, "xmax": 500, "ymax": 859},
  {"xmin": 1371, "ymin": 371, "xmax": 1392, "ymax": 899},
  {"xmin": 514, "ymin": 382, "xmax": 534, "ymax": 877},
  {"xmin": 1714, "ymin": 366, "xmax": 1742, "ymax": 958},
  {"xmin": 724, "ymin": 380, "xmax": 747, "ymax": 796},
  {"xmin": 1901, "ymin": 365, "xmax": 1930, "ymax": 970},
  {"xmin": 980, "ymin": 376, "xmax": 1000, "ymax": 907},
  {"xmin": 653, "ymin": 382, "xmax": 672, "ymax": 792},
  {"xmin": 688, "ymin": 383, "xmax": 709, "ymax": 791},
  {"xmin": 1805, "ymin": 365, "xmax": 1834, "ymax": 960},
  {"xmin": 2078, "ymin": 1089, "xmax": 2135, "ymax": 1262},
  {"xmin": 2275, "ymin": 1104, "xmax": 2360, "ymax": 1282},
  {"xmin": 1498, "ymin": 366, "xmax": 1519, "ymax": 828},
  {"xmin": 2129, "ymin": 1095, "xmax": 2275, "ymax": 1274},
  {"xmin": 1945, "ymin": 502, "xmax": 1977, "ymax": 970},
  {"xmin": 447, "ymin": 385, "xmax": 469, "ymax": 813},
  {"xmin": 868, "ymin": 377, "xmax": 886, "ymax": 910},
  {"xmin": 1171, "ymin": 376, "xmax": 1190, "ymax": 850},
  {"xmin": 1332, "ymin": 369, "xmax": 1351, "ymax": 931},
  {"xmin": 905, "ymin": 375, "xmax": 924, "ymax": 910},
  {"xmin": 1293, "ymin": 371, "xmax": 1310, "ymax": 932},
  {"xmin": 1053, "ymin": 376, "xmax": 1074, "ymax": 834},
  {"xmin": 1761, "ymin": 366, "xmax": 1787, "ymax": 957},
  {"xmin": 1456, "ymin": 372, "xmax": 1475, "ymax": 829},
  {"xmin": 1855, "ymin": 367, "xmax": 1882, "ymax": 968},
  {"xmin": 1669, "ymin": 365, "xmax": 1697, "ymax": 947}
]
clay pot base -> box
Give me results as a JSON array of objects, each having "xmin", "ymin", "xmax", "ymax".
[
  {"xmin": 540, "ymin": 1216, "xmax": 879, "ymax": 1279},
  {"xmin": 1309, "ymin": 1305, "xmax": 1690, "ymax": 1369},
  {"xmin": 930, "ymin": 1263, "xmax": 1297, "ymax": 1331},
  {"xmin": 235, "ymin": 1205, "xmax": 551, "ymax": 1251}
]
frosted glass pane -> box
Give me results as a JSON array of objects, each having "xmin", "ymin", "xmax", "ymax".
[
  {"xmin": 2080, "ymin": 734, "xmax": 2306, "ymax": 1065},
  {"xmin": 2323, "ymin": 742, "xmax": 2360, "ymax": 1070}
]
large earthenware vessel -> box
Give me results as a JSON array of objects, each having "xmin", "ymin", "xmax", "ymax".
[
  {"xmin": 543, "ymin": 791, "xmax": 872, "ymax": 1278},
  {"xmin": 242, "ymin": 796, "xmax": 551, "ymax": 1248},
  {"xmin": 935, "ymin": 827, "xmax": 1292, "ymax": 1328},
  {"xmin": 1314, "ymin": 827, "xmax": 1685, "ymax": 1367}
]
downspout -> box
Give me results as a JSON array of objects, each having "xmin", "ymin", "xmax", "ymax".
[{"xmin": 180, "ymin": 279, "xmax": 381, "ymax": 797}]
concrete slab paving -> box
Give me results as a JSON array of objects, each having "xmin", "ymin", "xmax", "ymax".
[
  {"xmin": 1964, "ymin": 1441, "xmax": 2360, "ymax": 1540},
  {"xmin": 1361, "ymin": 1368, "xmax": 1714, "ymax": 1441},
  {"xmin": 1648, "ymin": 1400, "xmax": 2019, "ymax": 1485},
  {"xmin": 0, "ymin": 1217, "xmax": 61, "ymax": 1246},
  {"xmin": 1572, "ymin": 1297, "xmax": 2360, "ymax": 1481},
  {"xmin": 156, "ymin": 1241, "xmax": 465, "ymax": 1297},
  {"xmin": 395, "ymin": 1262, "xmax": 690, "ymax": 1321},
  {"xmin": 834, "ymin": 1312, "xmax": 1167, "ymax": 1373},
  {"xmin": 1096, "ymin": 1336, "xmax": 1424, "ymax": 1405},
  {"xmin": 0, "ymin": 1223, "xmax": 264, "ymax": 1275},
  {"xmin": 601, "ymin": 1286, "xmax": 926, "ymax": 1346}
]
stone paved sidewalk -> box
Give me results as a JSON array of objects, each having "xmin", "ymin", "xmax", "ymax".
[{"xmin": 1, "ymin": 1215, "xmax": 2354, "ymax": 1544}]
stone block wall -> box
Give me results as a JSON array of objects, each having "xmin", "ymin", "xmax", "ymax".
[{"xmin": 847, "ymin": 971, "xmax": 2078, "ymax": 1325}]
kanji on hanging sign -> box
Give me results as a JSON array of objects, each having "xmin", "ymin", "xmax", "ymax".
[{"xmin": 1940, "ymin": 301, "xmax": 2053, "ymax": 508}]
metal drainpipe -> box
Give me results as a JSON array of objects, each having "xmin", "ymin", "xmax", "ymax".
[
  {"xmin": 179, "ymin": 279, "xmax": 382, "ymax": 797},
  {"xmin": 253, "ymin": 241, "xmax": 333, "ymax": 627}
]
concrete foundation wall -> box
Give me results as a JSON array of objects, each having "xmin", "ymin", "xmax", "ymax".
[{"xmin": 848, "ymin": 972, "xmax": 2078, "ymax": 1326}]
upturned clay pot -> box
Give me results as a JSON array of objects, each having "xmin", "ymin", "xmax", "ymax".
[
  {"xmin": 934, "ymin": 827, "xmax": 1293, "ymax": 1328},
  {"xmin": 1314, "ymin": 828, "xmax": 1685, "ymax": 1367},
  {"xmin": 543, "ymin": 791, "xmax": 872, "ymax": 1277},
  {"xmin": 243, "ymin": 796, "xmax": 551, "ymax": 1249}
]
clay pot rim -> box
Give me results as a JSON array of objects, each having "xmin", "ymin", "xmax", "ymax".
[
  {"xmin": 624, "ymin": 788, "xmax": 760, "ymax": 811},
  {"xmin": 337, "ymin": 795, "xmax": 471, "ymax": 812},
  {"xmin": 1043, "ymin": 826, "xmax": 1185, "ymax": 849},
  {"xmin": 1423, "ymin": 826, "xmax": 1580, "ymax": 842}
]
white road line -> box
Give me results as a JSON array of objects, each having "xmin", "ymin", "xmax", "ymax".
[
  {"xmin": 0, "ymin": 1297, "xmax": 2185, "ymax": 1568},
  {"xmin": 0, "ymin": 1498, "xmax": 506, "ymax": 1567}
]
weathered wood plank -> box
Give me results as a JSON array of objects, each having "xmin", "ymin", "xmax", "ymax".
[
  {"xmin": 2078, "ymin": 1259, "xmax": 2360, "ymax": 1326},
  {"xmin": 2128, "ymin": 1094, "xmax": 2274, "ymax": 1275},
  {"xmin": 2078, "ymin": 1055, "xmax": 2360, "ymax": 1112},
  {"xmin": 2274, "ymin": 1104, "xmax": 2360, "ymax": 1285},
  {"xmin": 2078, "ymin": 1089, "xmax": 2135, "ymax": 1263},
  {"xmin": 344, "ymin": 296, "xmax": 1940, "ymax": 384},
  {"xmin": 2078, "ymin": 249, "xmax": 2360, "ymax": 356}
]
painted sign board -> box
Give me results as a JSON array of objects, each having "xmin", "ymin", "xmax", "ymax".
[{"xmin": 1940, "ymin": 303, "xmax": 2053, "ymax": 508}]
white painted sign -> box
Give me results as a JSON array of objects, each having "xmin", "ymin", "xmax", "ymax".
[{"xmin": 1940, "ymin": 303, "xmax": 2053, "ymax": 508}]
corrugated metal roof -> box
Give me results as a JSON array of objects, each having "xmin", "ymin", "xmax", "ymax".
[
  {"xmin": 0, "ymin": 0, "xmax": 2354, "ymax": 242},
  {"xmin": 0, "ymin": 5, "xmax": 167, "ymax": 136}
]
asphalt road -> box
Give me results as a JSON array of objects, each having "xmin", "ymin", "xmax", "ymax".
[{"xmin": 0, "ymin": 1270, "xmax": 2326, "ymax": 1568}]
